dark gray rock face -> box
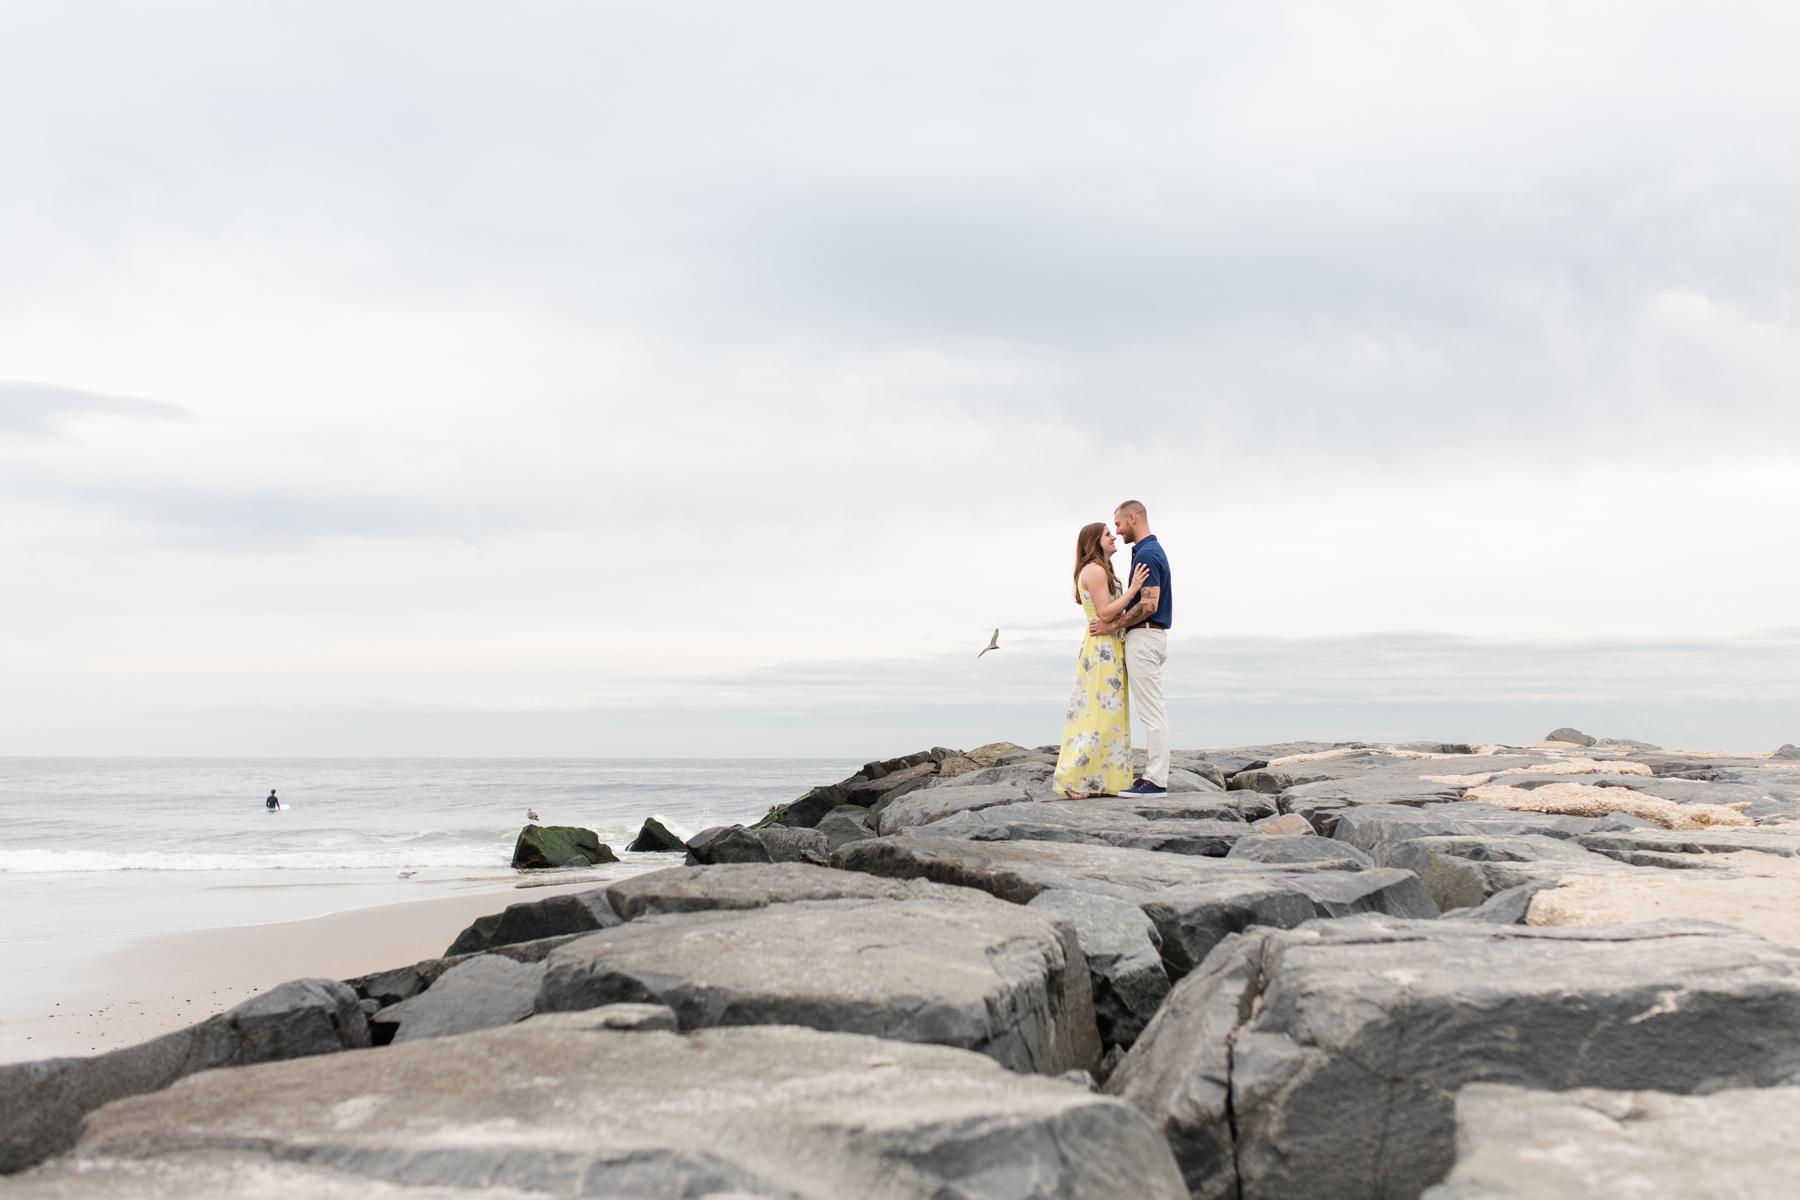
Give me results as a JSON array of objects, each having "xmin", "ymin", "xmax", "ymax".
[
  {"xmin": 1228, "ymin": 835, "xmax": 1375, "ymax": 869},
  {"xmin": 874, "ymin": 782, "xmax": 1033, "ymax": 835},
  {"xmin": 1777, "ymin": 743, "xmax": 1800, "ymax": 760},
  {"xmin": 684, "ymin": 823, "xmax": 772, "ymax": 865},
  {"xmin": 914, "ymin": 801, "xmax": 1252, "ymax": 856},
  {"xmin": 816, "ymin": 804, "xmax": 874, "ymax": 851},
  {"xmin": 19, "ymin": 1023, "xmax": 1186, "ymax": 1200},
  {"xmin": 754, "ymin": 825, "xmax": 829, "ymax": 864},
  {"xmin": 1108, "ymin": 916, "xmax": 1800, "ymax": 1200},
  {"xmin": 1028, "ymin": 890, "xmax": 1170, "ymax": 1050},
  {"xmin": 1422, "ymin": 1082, "xmax": 1800, "ymax": 1200},
  {"xmin": 626, "ymin": 816, "xmax": 688, "ymax": 852},
  {"xmin": 1438, "ymin": 882, "xmax": 1548, "ymax": 924},
  {"xmin": 373, "ymin": 955, "xmax": 543, "ymax": 1044},
  {"xmin": 604, "ymin": 862, "xmax": 991, "ymax": 919},
  {"xmin": 0, "ymin": 978, "xmax": 366, "ymax": 1175},
  {"xmin": 1377, "ymin": 833, "xmax": 1603, "ymax": 911},
  {"xmin": 537, "ymin": 897, "xmax": 1103, "ymax": 1075},
  {"xmin": 767, "ymin": 782, "xmax": 850, "ymax": 828},
  {"xmin": 848, "ymin": 760, "xmax": 938, "ymax": 815},
  {"xmin": 1545, "ymin": 726, "xmax": 1597, "ymax": 745},
  {"xmin": 444, "ymin": 889, "xmax": 621, "ymax": 956}
]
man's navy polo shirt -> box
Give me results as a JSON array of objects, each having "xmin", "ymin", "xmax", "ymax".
[{"xmin": 1130, "ymin": 534, "xmax": 1172, "ymax": 630}]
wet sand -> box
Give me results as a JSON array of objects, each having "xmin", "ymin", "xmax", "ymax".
[{"xmin": 0, "ymin": 876, "xmax": 624, "ymax": 1064}]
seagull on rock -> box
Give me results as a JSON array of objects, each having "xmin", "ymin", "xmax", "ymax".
[
  {"xmin": 527, "ymin": 808, "xmax": 540, "ymax": 821},
  {"xmin": 978, "ymin": 629, "xmax": 1000, "ymax": 657}
]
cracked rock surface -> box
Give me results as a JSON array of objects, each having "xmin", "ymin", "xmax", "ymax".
[
  {"xmin": 1107, "ymin": 915, "xmax": 1800, "ymax": 1200},
  {"xmin": 10, "ymin": 1022, "xmax": 1186, "ymax": 1200}
]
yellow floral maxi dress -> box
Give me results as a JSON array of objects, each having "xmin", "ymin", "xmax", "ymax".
[{"xmin": 1053, "ymin": 586, "xmax": 1133, "ymax": 796}]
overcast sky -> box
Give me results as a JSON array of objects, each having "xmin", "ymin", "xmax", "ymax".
[{"xmin": 3, "ymin": 1, "xmax": 1797, "ymax": 756}]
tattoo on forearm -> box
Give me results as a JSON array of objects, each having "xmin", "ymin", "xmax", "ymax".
[{"xmin": 1116, "ymin": 587, "xmax": 1160, "ymax": 629}]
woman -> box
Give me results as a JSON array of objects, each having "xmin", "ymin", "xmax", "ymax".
[{"xmin": 1054, "ymin": 522, "xmax": 1149, "ymax": 798}]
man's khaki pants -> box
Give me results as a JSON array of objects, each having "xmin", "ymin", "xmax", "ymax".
[{"xmin": 1125, "ymin": 625, "xmax": 1169, "ymax": 788}]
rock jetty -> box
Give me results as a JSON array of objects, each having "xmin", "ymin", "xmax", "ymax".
[{"xmin": 6, "ymin": 729, "xmax": 1800, "ymax": 1198}]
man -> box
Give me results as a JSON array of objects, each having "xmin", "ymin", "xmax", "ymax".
[{"xmin": 1088, "ymin": 500, "xmax": 1170, "ymax": 796}]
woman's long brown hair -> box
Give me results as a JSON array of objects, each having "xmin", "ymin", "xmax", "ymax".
[{"xmin": 1072, "ymin": 522, "xmax": 1121, "ymax": 603}]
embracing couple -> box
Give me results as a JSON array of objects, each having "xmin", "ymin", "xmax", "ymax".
[{"xmin": 1054, "ymin": 500, "xmax": 1172, "ymax": 800}]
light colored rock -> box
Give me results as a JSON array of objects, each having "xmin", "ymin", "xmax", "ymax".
[
  {"xmin": 875, "ymin": 782, "xmax": 1034, "ymax": 834},
  {"xmin": 14, "ymin": 1023, "xmax": 1186, "ymax": 1199},
  {"xmin": 537, "ymin": 897, "xmax": 1103, "ymax": 1075},
  {"xmin": 1464, "ymin": 782, "xmax": 1751, "ymax": 829},
  {"xmin": 1423, "ymin": 1083, "xmax": 1800, "ymax": 1200},
  {"xmin": 913, "ymin": 801, "xmax": 1251, "ymax": 855},
  {"xmin": 936, "ymin": 755, "xmax": 981, "ymax": 778},
  {"xmin": 1255, "ymin": 813, "xmax": 1313, "ymax": 836},
  {"xmin": 967, "ymin": 740, "xmax": 1031, "ymax": 767},
  {"xmin": 373, "ymin": 955, "xmax": 542, "ymax": 1044},
  {"xmin": 604, "ymin": 861, "xmax": 992, "ymax": 919},
  {"xmin": 1527, "ymin": 851, "xmax": 1800, "ymax": 948},
  {"xmin": 1228, "ymin": 836, "xmax": 1373, "ymax": 868}
]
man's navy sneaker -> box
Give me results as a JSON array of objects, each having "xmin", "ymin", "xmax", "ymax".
[{"xmin": 1120, "ymin": 779, "xmax": 1167, "ymax": 796}]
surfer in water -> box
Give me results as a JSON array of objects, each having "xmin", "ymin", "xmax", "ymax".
[{"xmin": 265, "ymin": 789, "xmax": 280, "ymax": 811}]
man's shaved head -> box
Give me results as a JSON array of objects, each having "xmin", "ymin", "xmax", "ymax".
[{"xmin": 1115, "ymin": 500, "xmax": 1147, "ymax": 520}]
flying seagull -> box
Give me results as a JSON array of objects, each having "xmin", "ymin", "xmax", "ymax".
[
  {"xmin": 978, "ymin": 629, "xmax": 1000, "ymax": 657},
  {"xmin": 527, "ymin": 808, "xmax": 540, "ymax": 821}
]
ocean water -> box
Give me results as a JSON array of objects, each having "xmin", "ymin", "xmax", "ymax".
[{"xmin": 0, "ymin": 758, "xmax": 856, "ymax": 943}]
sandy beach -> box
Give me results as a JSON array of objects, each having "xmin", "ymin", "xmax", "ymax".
[{"xmin": 0, "ymin": 875, "xmax": 624, "ymax": 1064}]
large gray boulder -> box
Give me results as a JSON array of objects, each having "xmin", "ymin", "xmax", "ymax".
[
  {"xmin": 815, "ymin": 804, "xmax": 875, "ymax": 851},
  {"xmin": 14, "ymin": 1022, "xmax": 1187, "ymax": 1199},
  {"xmin": 537, "ymin": 896, "xmax": 1103, "ymax": 1075},
  {"xmin": 0, "ymin": 978, "xmax": 366, "ymax": 1175},
  {"xmin": 874, "ymin": 782, "xmax": 1033, "ymax": 834},
  {"xmin": 1108, "ymin": 916, "xmax": 1800, "ymax": 1200},
  {"xmin": 1028, "ymin": 890, "xmax": 1170, "ymax": 1050},
  {"xmin": 927, "ymin": 759, "xmax": 1061, "ymax": 800},
  {"xmin": 754, "ymin": 824, "xmax": 829, "ymax": 864},
  {"xmin": 684, "ymin": 823, "xmax": 771, "ymax": 864},
  {"xmin": 831, "ymin": 836, "xmax": 1434, "ymax": 977},
  {"xmin": 1229, "ymin": 834, "xmax": 1375, "ymax": 868},
  {"xmin": 1422, "ymin": 1083, "xmax": 1800, "ymax": 1199},
  {"xmin": 1281, "ymin": 776, "xmax": 1480, "ymax": 835},
  {"xmin": 603, "ymin": 861, "xmax": 990, "ymax": 919},
  {"xmin": 833, "ymin": 833, "xmax": 1327, "ymax": 905},
  {"xmin": 371, "ymin": 954, "xmax": 544, "ymax": 1044},
  {"xmin": 1378, "ymin": 833, "xmax": 1616, "ymax": 911},
  {"xmin": 444, "ymin": 888, "xmax": 621, "ymax": 956},
  {"xmin": 1330, "ymin": 802, "xmax": 1600, "ymax": 860},
  {"xmin": 912, "ymin": 801, "xmax": 1252, "ymax": 856}
]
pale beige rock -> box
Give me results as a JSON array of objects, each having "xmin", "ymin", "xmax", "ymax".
[
  {"xmin": 1256, "ymin": 814, "xmax": 1314, "ymax": 836},
  {"xmin": 1528, "ymin": 851, "xmax": 1800, "ymax": 948},
  {"xmin": 1425, "ymin": 1083, "xmax": 1800, "ymax": 1200},
  {"xmin": 966, "ymin": 741, "xmax": 1030, "ymax": 768},
  {"xmin": 936, "ymin": 756, "xmax": 981, "ymax": 778},
  {"xmin": 1463, "ymin": 782, "xmax": 1751, "ymax": 830}
]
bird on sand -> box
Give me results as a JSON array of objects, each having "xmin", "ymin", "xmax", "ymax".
[
  {"xmin": 396, "ymin": 870, "xmax": 416, "ymax": 879},
  {"xmin": 978, "ymin": 629, "xmax": 1000, "ymax": 656},
  {"xmin": 527, "ymin": 808, "xmax": 539, "ymax": 821}
]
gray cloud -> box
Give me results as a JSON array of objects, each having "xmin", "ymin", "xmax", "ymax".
[{"xmin": 0, "ymin": 382, "xmax": 185, "ymax": 440}]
